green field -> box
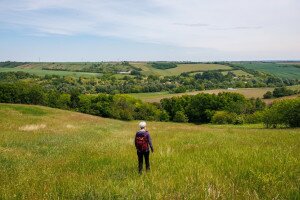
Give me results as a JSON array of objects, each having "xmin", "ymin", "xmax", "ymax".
[
  {"xmin": 0, "ymin": 66, "xmax": 100, "ymax": 77},
  {"xmin": 129, "ymin": 88, "xmax": 273, "ymax": 103},
  {"xmin": 277, "ymin": 62, "xmax": 300, "ymax": 66},
  {"xmin": 0, "ymin": 104, "xmax": 299, "ymax": 199},
  {"xmin": 131, "ymin": 62, "xmax": 232, "ymax": 76},
  {"xmin": 0, "ymin": 62, "xmax": 232, "ymax": 77},
  {"xmin": 2, "ymin": 62, "xmax": 300, "ymax": 79},
  {"xmin": 233, "ymin": 62, "xmax": 300, "ymax": 79},
  {"xmin": 192, "ymin": 69, "xmax": 253, "ymax": 77},
  {"xmin": 222, "ymin": 69, "xmax": 253, "ymax": 77}
]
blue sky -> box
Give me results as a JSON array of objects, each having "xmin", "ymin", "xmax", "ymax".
[{"xmin": 0, "ymin": 0, "xmax": 299, "ymax": 61}]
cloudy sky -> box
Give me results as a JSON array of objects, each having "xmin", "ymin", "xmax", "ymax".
[{"xmin": 0, "ymin": 0, "xmax": 299, "ymax": 61}]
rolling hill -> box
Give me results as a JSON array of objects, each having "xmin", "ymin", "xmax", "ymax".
[{"xmin": 0, "ymin": 104, "xmax": 299, "ymax": 199}]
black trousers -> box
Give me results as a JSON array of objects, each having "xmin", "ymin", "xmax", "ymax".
[{"xmin": 137, "ymin": 151, "xmax": 150, "ymax": 173}]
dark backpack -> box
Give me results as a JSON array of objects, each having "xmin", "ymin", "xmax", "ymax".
[{"xmin": 136, "ymin": 132, "xmax": 148, "ymax": 152}]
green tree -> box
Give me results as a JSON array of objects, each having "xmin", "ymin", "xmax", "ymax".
[
  {"xmin": 173, "ymin": 111, "xmax": 188, "ymax": 122},
  {"xmin": 263, "ymin": 91, "xmax": 273, "ymax": 99}
]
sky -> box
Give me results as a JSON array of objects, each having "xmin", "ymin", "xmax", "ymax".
[{"xmin": 0, "ymin": 0, "xmax": 299, "ymax": 61}]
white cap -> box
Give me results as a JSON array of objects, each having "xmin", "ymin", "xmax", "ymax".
[{"xmin": 139, "ymin": 121, "xmax": 146, "ymax": 128}]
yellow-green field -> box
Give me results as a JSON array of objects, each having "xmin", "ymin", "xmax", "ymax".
[
  {"xmin": 129, "ymin": 86, "xmax": 300, "ymax": 103},
  {"xmin": 192, "ymin": 69, "xmax": 253, "ymax": 77},
  {"xmin": 129, "ymin": 88, "xmax": 273, "ymax": 103},
  {"xmin": 1, "ymin": 62, "xmax": 232, "ymax": 77},
  {"xmin": 131, "ymin": 62, "xmax": 232, "ymax": 76},
  {"xmin": 0, "ymin": 66, "xmax": 100, "ymax": 77},
  {"xmin": 0, "ymin": 104, "xmax": 299, "ymax": 199},
  {"xmin": 277, "ymin": 62, "xmax": 300, "ymax": 65},
  {"xmin": 222, "ymin": 70, "xmax": 253, "ymax": 77}
]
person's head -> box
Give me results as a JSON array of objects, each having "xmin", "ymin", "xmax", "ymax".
[{"xmin": 139, "ymin": 121, "xmax": 146, "ymax": 129}]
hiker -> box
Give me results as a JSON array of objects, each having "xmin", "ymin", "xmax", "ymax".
[{"xmin": 135, "ymin": 121, "xmax": 154, "ymax": 174}]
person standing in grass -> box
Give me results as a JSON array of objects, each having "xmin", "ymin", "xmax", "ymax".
[{"xmin": 135, "ymin": 121, "xmax": 154, "ymax": 174}]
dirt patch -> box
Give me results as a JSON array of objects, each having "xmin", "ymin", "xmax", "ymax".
[
  {"xmin": 18, "ymin": 64, "xmax": 33, "ymax": 69},
  {"xmin": 19, "ymin": 124, "xmax": 46, "ymax": 131}
]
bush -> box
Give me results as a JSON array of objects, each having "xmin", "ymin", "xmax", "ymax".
[
  {"xmin": 211, "ymin": 111, "xmax": 237, "ymax": 124},
  {"xmin": 244, "ymin": 111, "xmax": 264, "ymax": 124},
  {"xmin": 150, "ymin": 62, "xmax": 177, "ymax": 70},
  {"xmin": 173, "ymin": 111, "xmax": 188, "ymax": 122},
  {"xmin": 159, "ymin": 110, "xmax": 170, "ymax": 122},
  {"xmin": 262, "ymin": 98, "xmax": 300, "ymax": 128},
  {"xmin": 134, "ymin": 102, "xmax": 162, "ymax": 121},
  {"xmin": 263, "ymin": 91, "xmax": 273, "ymax": 99},
  {"xmin": 173, "ymin": 86, "xmax": 187, "ymax": 93},
  {"xmin": 273, "ymin": 87, "xmax": 295, "ymax": 98},
  {"xmin": 109, "ymin": 95, "xmax": 137, "ymax": 121},
  {"xmin": 233, "ymin": 115, "xmax": 245, "ymax": 125}
]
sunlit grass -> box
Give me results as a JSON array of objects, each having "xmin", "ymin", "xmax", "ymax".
[{"xmin": 0, "ymin": 104, "xmax": 299, "ymax": 199}]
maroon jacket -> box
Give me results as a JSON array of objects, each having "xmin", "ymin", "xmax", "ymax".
[{"xmin": 135, "ymin": 130, "xmax": 154, "ymax": 152}]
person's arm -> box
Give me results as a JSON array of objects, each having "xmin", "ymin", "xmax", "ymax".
[
  {"xmin": 147, "ymin": 132, "xmax": 154, "ymax": 152},
  {"xmin": 134, "ymin": 132, "xmax": 137, "ymax": 149}
]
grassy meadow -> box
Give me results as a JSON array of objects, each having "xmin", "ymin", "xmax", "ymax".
[
  {"xmin": 0, "ymin": 104, "xmax": 299, "ymax": 199},
  {"xmin": 130, "ymin": 62, "xmax": 232, "ymax": 76},
  {"xmin": 0, "ymin": 66, "xmax": 100, "ymax": 77}
]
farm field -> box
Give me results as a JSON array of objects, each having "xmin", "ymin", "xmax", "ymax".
[
  {"xmin": 263, "ymin": 94, "xmax": 300, "ymax": 104},
  {"xmin": 0, "ymin": 104, "xmax": 299, "ymax": 199},
  {"xmin": 129, "ymin": 85, "xmax": 300, "ymax": 102},
  {"xmin": 129, "ymin": 88, "xmax": 272, "ymax": 103},
  {"xmin": 0, "ymin": 66, "xmax": 100, "ymax": 77},
  {"xmin": 223, "ymin": 69, "xmax": 253, "ymax": 77},
  {"xmin": 0, "ymin": 62, "xmax": 233, "ymax": 77},
  {"xmin": 233, "ymin": 62, "xmax": 300, "ymax": 79},
  {"xmin": 1, "ymin": 61, "xmax": 300, "ymax": 80},
  {"xmin": 131, "ymin": 62, "xmax": 232, "ymax": 76},
  {"xmin": 277, "ymin": 62, "xmax": 300, "ymax": 66}
]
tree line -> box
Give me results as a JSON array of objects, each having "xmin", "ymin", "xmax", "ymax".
[
  {"xmin": 0, "ymin": 81, "xmax": 299, "ymax": 127},
  {"xmin": 263, "ymin": 87, "xmax": 299, "ymax": 99},
  {"xmin": 0, "ymin": 70, "xmax": 298, "ymax": 95}
]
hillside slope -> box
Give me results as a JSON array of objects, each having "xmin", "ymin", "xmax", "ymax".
[
  {"xmin": 0, "ymin": 104, "xmax": 299, "ymax": 199},
  {"xmin": 130, "ymin": 85, "xmax": 300, "ymax": 103}
]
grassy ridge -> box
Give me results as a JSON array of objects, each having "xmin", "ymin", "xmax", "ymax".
[
  {"xmin": 0, "ymin": 104, "xmax": 299, "ymax": 199},
  {"xmin": 131, "ymin": 62, "xmax": 231, "ymax": 76}
]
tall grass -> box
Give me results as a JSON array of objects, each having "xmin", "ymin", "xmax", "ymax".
[{"xmin": 0, "ymin": 104, "xmax": 299, "ymax": 199}]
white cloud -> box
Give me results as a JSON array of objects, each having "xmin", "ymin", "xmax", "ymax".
[{"xmin": 0, "ymin": 0, "xmax": 299, "ymax": 58}]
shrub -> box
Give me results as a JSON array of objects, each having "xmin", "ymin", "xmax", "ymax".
[
  {"xmin": 173, "ymin": 111, "xmax": 188, "ymax": 123},
  {"xmin": 263, "ymin": 91, "xmax": 273, "ymax": 99},
  {"xmin": 244, "ymin": 111, "xmax": 264, "ymax": 124},
  {"xmin": 233, "ymin": 115, "xmax": 245, "ymax": 125},
  {"xmin": 109, "ymin": 95, "xmax": 137, "ymax": 121},
  {"xmin": 262, "ymin": 98, "xmax": 300, "ymax": 128},
  {"xmin": 150, "ymin": 62, "xmax": 177, "ymax": 70},
  {"xmin": 174, "ymin": 86, "xmax": 187, "ymax": 93},
  {"xmin": 211, "ymin": 111, "xmax": 237, "ymax": 124},
  {"xmin": 159, "ymin": 110, "xmax": 170, "ymax": 122},
  {"xmin": 273, "ymin": 87, "xmax": 295, "ymax": 98},
  {"xmin": 134, "ymin": 102, "xmax": 162, "ymax": 121}
]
